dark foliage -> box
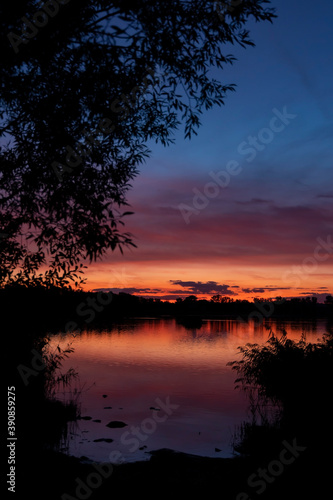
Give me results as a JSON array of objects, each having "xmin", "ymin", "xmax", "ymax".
[
  {"xmin": 229, "ymin": 330, "xmax": 333, "ymax": 454},
  {"xmin": 0, "ymin": 1, "xmax": 275, "ymax": 287}
]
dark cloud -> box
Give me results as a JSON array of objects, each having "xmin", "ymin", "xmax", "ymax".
[
  {"xmin": 141, "ymin": 294, "xmax": 190, "ymax": 301},
  {"xmin": 236, "ymin": 198, "xmax": 272, "ymax": 205},
  {"xmin": 317, "ymin": 193, "xmax": 333, "ymax": 199},
  {"xmin": 170, "ymin": 280, "xmax": 237, "ymax": 296},
  {"xmin": 93, "ymin": 287, "xmax": 161, "ymax": 295},
  {"xmin": 242, "ymin": 286, "xmax": 292, "ymax": 294}
]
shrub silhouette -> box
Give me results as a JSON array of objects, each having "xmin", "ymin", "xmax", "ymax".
[{"xmin": 229, "ymin": 329, "xmax": 333, "ymax": 451}]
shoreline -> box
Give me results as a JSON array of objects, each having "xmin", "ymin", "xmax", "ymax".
[
  {"xmin": 29, "ymin": 447, "xmax": 251, "ymax": 499},
  {"xmin": 26, "ymin": 442, "xmax": 330, "ymax": 500}
]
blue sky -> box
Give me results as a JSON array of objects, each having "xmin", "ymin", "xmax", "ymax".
[
  {"xmin": 86, "ymin": 0, "xmax": 333, "ymax": 301},
  {"xmin": 144, "ymin": 0, "xmax": 333, "ymax": 175},
  {"xmin": 6, "ymin": 0, "xmax": 331, "ymax": 300}
]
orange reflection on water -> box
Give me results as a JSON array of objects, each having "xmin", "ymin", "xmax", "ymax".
[{"xmin": 50, "ymin": 318, "xmax": 327, "ymax": 462}]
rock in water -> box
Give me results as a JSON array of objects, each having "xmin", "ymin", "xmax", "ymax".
[
  {"xmin": 106, "ymin": 421, "xmax": 127, "ymax": 428},
  {"xmin": 93, "ymin": 438, "xmax": 114, "ymax": 443}
]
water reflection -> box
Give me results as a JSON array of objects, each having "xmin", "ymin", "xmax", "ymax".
[{"xmin": 51, "ymin": 318, "xmax": 327, "ymax": 463}]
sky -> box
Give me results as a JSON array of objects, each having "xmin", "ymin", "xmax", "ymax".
[{"xmin": 86, "ymin": 0, "xmax": 333, "ymax": 302}]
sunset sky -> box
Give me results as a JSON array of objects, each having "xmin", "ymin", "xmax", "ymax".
[{"xmin": 86, "ymin": 0, "xmax": 333, "ymax": 302}]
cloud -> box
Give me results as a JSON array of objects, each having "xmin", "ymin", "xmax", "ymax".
[
  {"xmin": 242, "ymin": 286, "xmax": 292, "ymax": 294},
  {"xmin": 106, "ymin": 193, "xmax": 332, "ymax": 267},
  {"xmin": 92, "ymin": 286, "xmax": 236, "ymax": 301},
  {"xmin": 92, "ymin": 287, "xmax": 161, "ymax": 295},
  {"xmin": 169, "ymin": 280, "xmax": 237, "ymax": 296},
  {"xmin": 236, "ymin": 198, "xmax": 272, "ymax": 205},
  {"xmin": 142, "ymin": 294, "xmax": 193, "ymax": 301},
  {"xmin": 90, "ymin": 165, "xmax": 333, "ymax": 272},
  {"xmin": 317, "ymin": 193, "xmax": 333, "ymax": 199}
]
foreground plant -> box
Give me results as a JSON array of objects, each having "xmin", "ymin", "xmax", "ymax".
[{"xmin": 229, "ymin": 330, "xmax": 333, "ymax": 451}]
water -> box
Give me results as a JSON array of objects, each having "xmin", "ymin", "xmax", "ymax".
[{"xmin": 50, "ymin": 317, "xmax": 328, "ymax": 464}]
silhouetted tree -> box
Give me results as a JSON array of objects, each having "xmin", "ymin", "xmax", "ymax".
[
  {"xmin": 211, "ymin": 294, "xmax": 222, "ymax": 303},
  {"xmin": 211, "ymin": 294, "xmax": 234, "ymax": 303},
  {"xmin": 184, "ymin": 295, "xmax": 198, "ymax": 302},
  {"xmin": 0, "ymin": 1, "xmax": 275, "ymax": 287}
]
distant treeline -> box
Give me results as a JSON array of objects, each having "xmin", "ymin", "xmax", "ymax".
[{"xmin": 1, "ymin": 285, "xmax": 332, "ymax": 334}]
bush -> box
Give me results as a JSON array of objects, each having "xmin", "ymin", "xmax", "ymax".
[{"xmin": 229, "ymin": 330, "xmax": 333, "ymax": 452}]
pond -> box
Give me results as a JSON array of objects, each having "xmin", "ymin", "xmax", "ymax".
[{"xmin": 50, "ymin": 317, "xmax": 327, "ymax": 464}]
